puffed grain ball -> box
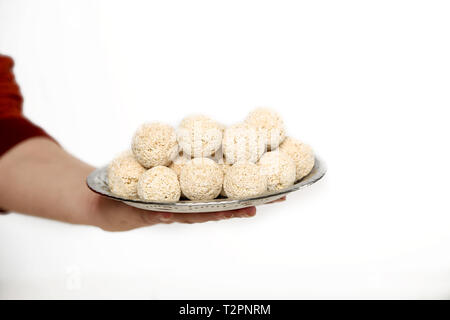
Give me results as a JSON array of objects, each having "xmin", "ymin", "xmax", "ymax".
[
  {"xmin": 132, "ymin": 122, "xmax": 179, "ymax": 168},
  {"xmin": 257, "ymin": 150, "xmax": 296, "ymax": 191},
  {"xmin": 208, "ymin": 145, "xmax": 225, "ymax": 163},
  {"xmin": 176, "ymin": 115, "xmax": 223, "ymax": 158},
  {"xmin": 168, "ymin": 154, "xmax": 190, "ymax": 179},
  {"xmin": 245, "ymin": 107, "xmax": 286, "ymax": 150},
  {"xmin": 108, "ymin": 151, "xmax": 146, "ymax": 198},
  {"xmin": 137, "ymin": 166, "xmax": 181, "ymax": 202},
  {"xmin": 222, "ymin": 123, "xmax": 266, "ymax": 164},
  {"xmin": 169, "ymin": 154, "xmax": 190, "ymax": 198},
  {"xmin": 279, "ymin": 137, "xmax": 315, "ymax": 181},
  {"xmin": 223, "ymin": 162, "xmax": 267, "ymax": 199},
  {"xmin": 219, "ymin": 162, "xmax": 231, "ymax": 197},
  {"xmin": 180, "ymin": 158, "xmax": 223, "ymax": 200}
]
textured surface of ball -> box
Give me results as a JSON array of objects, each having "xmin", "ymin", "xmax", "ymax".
[
  {"xmin": 168, "ymin": 154, "xmax": 190, "ymax": 179},
  {"xmin": 257, "ymin": 150, "xmax": 296, "ymax": 191},
  {"xmin": 279, "ymin": 137, "xmax": 315, "ymax": 181},
  {"xmin": 108, "ymin": 151, "xmax": 146, "ymax": 198},
  {"xmin": 137, "ymin": 166, "xmax": 181, "ymax": 202},
  {"xmin": 245, "ymin": 107, "xmax": 286, "ymax": 150},
  {"xmin": 222, "ymin": 123, "xmax": 266, "ymax": 164},
  {"xmin": 180, "ymin": 158, "xmax": 223, "ymax": 200},
  {"xmin": 176, "ymin": 115, "xmax": 223, "ymax": 158},
  {"xmin": 169, "ymin": 154, "xmax": 190, "ymax": 198},
  {"xmin": 219, "ymin": 162, "xmax": 231, "ymax": 197},
  {"xmin": 223, "ymin": 162, "xmax": 267, "ymax": 199},
  {"xmin": 132, "ymin": 122, "xmax": 178, "ymax": 168}
]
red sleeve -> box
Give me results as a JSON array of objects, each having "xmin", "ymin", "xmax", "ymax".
[
  {"xmin": 0, "ymin": 55, "xmax": 57, "ymax": 213},
  {"xmin": 0, "ymin": 55, "xmax": 56, "ymax": 157}
]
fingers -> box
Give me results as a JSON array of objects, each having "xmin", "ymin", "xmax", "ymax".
[
  {"xmin": 89, "ymin": 195, "xmax": 158, "ymax": 231},
  {"xmin": 93, "ymin": 194, "xmax": 257, "ymax": 231},
  {"xmin": 267, "ymin": 196, "xmax": 286, "ymax": 204},
  {"xmin": 149, "ymin": 206, "xmax": 256, "ymax": 224}
]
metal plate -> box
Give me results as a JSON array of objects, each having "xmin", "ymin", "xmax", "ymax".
[{"xmin": 86, "ymin": 157, "xmax": 326, "ymax": 213}]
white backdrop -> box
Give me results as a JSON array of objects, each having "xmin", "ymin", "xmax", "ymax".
[{"xmin": 1, "ymin": 0, "xmax": 450, "ymax": 299}]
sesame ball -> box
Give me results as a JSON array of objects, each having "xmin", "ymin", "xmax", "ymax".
[
  {"xmin": 108, "ymin": 151, "xmax": 146, "ymax": 198},
  {"xmin": 245, "ymin": 107, "xmax": 286, "ymax": 150},
  {"xmin": 279, "ymin": 137, "xmax": 315, "ymax": 181},
  {"xmin": 137, "ymin": 166, "xmax": 181, "ymax": 202},
  {"xmin": 132, "ymin": 122, "xmax": 179, "ymax": 168},
  {"xmin": 257, "ymin": 150, "xmax": 296, "ymax": 191},
  {"xmin": 223, "ymin": 162, "xmax": 267, "ymax": 199},
  {"xmin": 180, "ymin": 158, "xmax": 223, "ymax": 200},
  {"xmin": 222, "ymin": 123, "xmax": 266, "ymax": 164},
  {"xmin": 176, "ymin": 115, "xmax": 223, "ymax": 158}
]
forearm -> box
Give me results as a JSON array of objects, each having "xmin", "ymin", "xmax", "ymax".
[{"xmin": 0, "ymin": 137, "xmax": 95, "ymax": 225}]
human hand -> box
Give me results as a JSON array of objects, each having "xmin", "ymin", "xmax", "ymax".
[
  {"xmin": 268, "ymin": 196, "xmax": 286, "ymax": 204},
  {"xmin": 87, "ymin": 193, "xmax": 256, "ymax": 231}
]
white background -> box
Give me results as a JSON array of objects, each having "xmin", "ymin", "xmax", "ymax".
[{"xmin": 1, "ymin": 0, "xmax": 450, "ymax": 299}]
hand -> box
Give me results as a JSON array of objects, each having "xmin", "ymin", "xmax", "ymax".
[
  {"xmin": 268, "ymin": 196, "xmax": 286, "ymax": 204},
  {"xmin": 87, "ymin": 193, "xmax": 256, "ymax": 231}
]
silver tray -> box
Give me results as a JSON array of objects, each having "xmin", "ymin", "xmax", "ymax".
[{"xmin": 86, "ymin": 157, "xmax": 326, "ymax": 213}]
